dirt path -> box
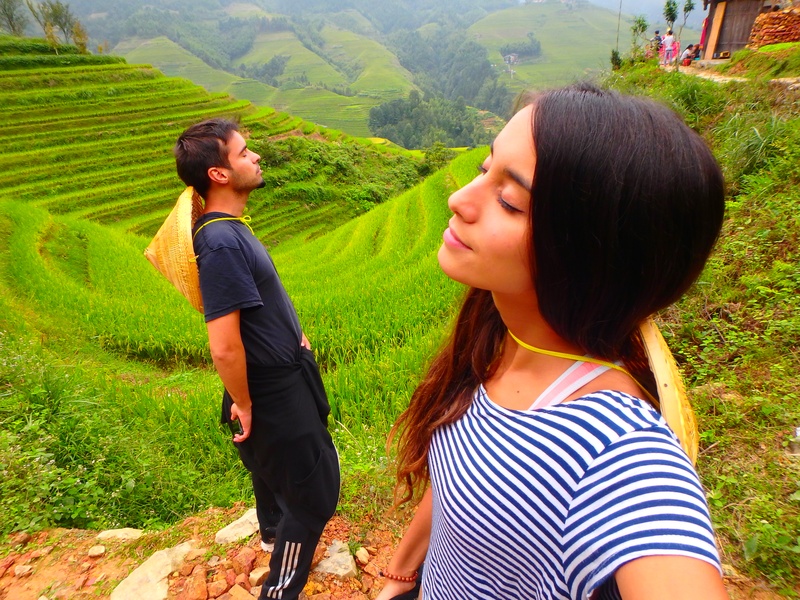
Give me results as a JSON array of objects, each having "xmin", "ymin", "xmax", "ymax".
[{"xmin": 0, "ymin": 505, "xmax": 789, "ymax": 599}]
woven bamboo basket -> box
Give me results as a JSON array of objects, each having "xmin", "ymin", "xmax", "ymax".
[
  {"xmin": 144, "ymin": 186, "xmax": 204, "ymax": 313},
  {"xmin": 639, "ymin": 318, "xmax": 699, "ymax": 464}
]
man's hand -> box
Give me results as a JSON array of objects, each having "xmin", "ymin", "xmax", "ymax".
[
  {"xmin": 230, "ymin": 402, "xmax": 252, "ymax": 442},
  {"xmin": 301, "ymin": 332, "xmax": 311, "ymax": 350}
]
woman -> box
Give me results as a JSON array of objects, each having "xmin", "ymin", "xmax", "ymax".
[
  {"xmin": 661, "ymin": 29, "xmax": 676, "ymax": 65},
  {"xmin": 376, "ymin": 83, "xmax": 728, "ymax": 600}
]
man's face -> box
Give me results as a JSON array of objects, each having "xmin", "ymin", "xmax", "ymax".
[{"xmin": 224, "ymin": 130, "xmax": 265, "ymax": 193}]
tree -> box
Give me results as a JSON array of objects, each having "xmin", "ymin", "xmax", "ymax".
[
  {"xmin": 0, "ymin": 0, "xmax": 28, "ymax": 36},
  {"xmin": 25, "ymin": 0, "xmax": 74, "ymax": 43},
  {"xmin": 677, "ymin": 0, "xmax": 695, "ymax": 43},
  {"xmin": 44, "ymin": 20, "xmax": 58, "ymax": 53},
  {"xmin": 630, "ymin": 15, "xmax": 649, "ymax": 60},
  {"xmin": 71, "ymin": 19, "xmax": 87, "ymax": 53},
  {"xmin": 663, "ymin": 0, "xmax": 678, "ymax": 32}
]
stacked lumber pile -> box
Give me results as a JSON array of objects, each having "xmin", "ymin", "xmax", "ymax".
[{"xmin": 748, "ymin": 8, "xmax": 800, "ymax": 49}]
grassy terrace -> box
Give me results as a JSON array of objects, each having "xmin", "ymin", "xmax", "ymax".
[{"xmin": 0, "ymin": 40, "xmax": 418, "ymax": 242}]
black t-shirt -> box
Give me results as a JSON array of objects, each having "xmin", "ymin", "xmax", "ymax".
[{"xmin": 193, "ymin": 212, "xmax": 302, "ymax": 367}]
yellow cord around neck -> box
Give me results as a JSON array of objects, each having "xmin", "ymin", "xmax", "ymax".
[
  {"xmin": 192, "ymin": 215, "xmax": 254, "ymax": 240},
  {"xmin": 507, "ymin": 330, "xmax": 658, "ymax": 404}
]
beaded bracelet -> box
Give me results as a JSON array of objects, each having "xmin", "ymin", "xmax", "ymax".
[{"xmin": 379, "ymin": 569, "xmax": 418, "ymax": 582}]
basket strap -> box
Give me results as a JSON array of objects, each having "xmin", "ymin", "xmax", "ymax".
[
  {"xmin": 507, "ymin": 330, "xmax": 658, "ymax": 405},
  {"xmin": 192, "ymin": 215, "xmax": 254, "ymax": 241}
]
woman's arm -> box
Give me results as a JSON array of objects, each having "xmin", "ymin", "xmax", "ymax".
[
  {"xmin": 615, "ymin": 555, "xmax": 729, "ymax": 600},
  {"xmin": 375, "ymin": 488, "xmax": 433, "ymax": 600}
]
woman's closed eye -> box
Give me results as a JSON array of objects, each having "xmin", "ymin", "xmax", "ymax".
[{"xmin": 478, "ymin": 165, "xmax": 523, "ymax": 213}]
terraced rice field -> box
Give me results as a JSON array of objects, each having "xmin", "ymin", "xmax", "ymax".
[{"xmin": 0, "ymin": 46, "xmax": 385, "ymax": 242}]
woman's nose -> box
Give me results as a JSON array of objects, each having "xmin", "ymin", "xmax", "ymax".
[{"xmin": 448, "ymin": 180, "xmax": 480, "ymax": 222}]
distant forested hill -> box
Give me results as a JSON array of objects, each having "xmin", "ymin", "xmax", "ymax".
[{"xmin": 65, "ymin": 0, "xmax": 701, "ymax": 143}]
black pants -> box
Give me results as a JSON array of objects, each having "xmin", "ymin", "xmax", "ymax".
[{"xmin": 224, "ymin": 350, "xmax": 340, "ymax": 600}]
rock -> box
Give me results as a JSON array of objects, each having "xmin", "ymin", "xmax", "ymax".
[
  {"xmin": 180, "ymin": 563, "xmax": 195, "ymax": 577},
  {"xmin": 214, "ymin": 509, "xmax": 259, "ymax": 545},
  {"xmin": 361, "ymin": 561, "xmax": 381, "ymax": 578},
  {"xmin": 226, "ymin": 584, "xmax": 253, "ymax": 600},
  {"xmin": 186, "ymin": 549, "xmax": 208, "ymax": 562},
  {"xmin": 109, "ymin": 541, "xmax": 194, "ymax": 600},
  {"xmin": 14, "ymin": 565, "xmax": 33, "ymax": 577},
  {"xmin": 249, "ymin": 566, "xmax": 269, "ymax": 587},
  {"xmin": 0, "ymin": 555, "xmax": 16, "ymax": 578},
  {"xmin": 86, "ymin": 573, "xmax": 107, "ymax": 587},
  {"xmin": 231, "ymin": 547, "xmax": 256, "ymax": 575},
  {"xmin": 722, "ymin": 562, "xmax": 744, "ymax": 578},
  {"xmin": 234, "ymin": 572, "xmax": 250, "ymax": 591},
  {"xmin": 88, "ymin": 545, "xmax": 106, "ymax": 558},
  {"xmin": 178, "ymin": 568, "xmax": 208, "ymax": 600},
  {"xmin": 354, "ymin": 547, "xmax": 370, "ymax": 565},
  {"xmin": 97, "ymin": 528, "xmax": 144, "ymax": 542},
  {"xmin": 311, "ymin": 544, "xmax": 326, "ymax": 569},
  {"xmin": 75, "ymin": 573, "xmax": 89, "ymax": 590},
  {"xmin": 30, "ymin": 546, "xmax": 54, "ymax": 560},
  {"xmin": 207, "ymin": 556, "xmax": 222, "ymax": 568},
  {"xmin": 313, "ymin": 540, "xmax": 357, "ymax": 579},
  {"xmin": 9, "ymin": 532, "xmax": 32, "ymax": 547},
  {"xmin": 207, "ymin": 579, "xmax": 230, "ymax": 598},
  {"xmin": 225, "ymin": 568, "xmax": 237, "ymax": 586}
]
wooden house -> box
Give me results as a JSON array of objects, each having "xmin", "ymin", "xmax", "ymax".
[{"xmin": 701, "ymin": 0, "xmax": 779, "ymax": 58}]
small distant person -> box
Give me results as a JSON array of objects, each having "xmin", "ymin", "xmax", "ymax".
[
  {"xmin": 652, "ymin": 29, "xmax": 662, "ymax": 52},
  {"xmin": 681, "ymin": 43, "xmax": 695, "ymax": 66},
  {"xmin": 694, "ymin": 44, "xmax": 703, "ymax": 60},
  {"xmin": 662, "ymin": 29, "xmax": 676, "ymax": 65},
  {"xmin": 174, "ymin": 119, "xmax": 340, "ymax": 600}
]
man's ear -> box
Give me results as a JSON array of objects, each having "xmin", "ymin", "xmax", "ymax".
[{"xmin": 208, "ymin": 166, "xmax": 229, "ymax": 185}]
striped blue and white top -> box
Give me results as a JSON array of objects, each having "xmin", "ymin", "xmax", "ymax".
[{"xmin": 423, "ymin": 386, "xmax": 721, "ymax": 600}]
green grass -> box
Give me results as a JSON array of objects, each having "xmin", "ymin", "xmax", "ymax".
[
  {"xmin": 319, "ymin": 24, "xmax": 416, "ymax": 99},
  {"xmin": 116, "ymin": 37, "xmax": 242, "ymax": 90},
  {"xmin": 267, "ymin": 87, "xmax": 380, "ymax": 137},
  {"xmin": 605, "ymin": 62, "xmax": 800, "ymax": 592},
  {"xmin": 716, "ymin": 42, "xmax": 800, "ymax": 79},
  {"xmin": 237, "ymin": 30, "xmax": 348, "ymax": 86}
]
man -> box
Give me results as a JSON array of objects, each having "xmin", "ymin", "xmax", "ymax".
[
  {"xmin": 174, "ymin": 118, "xmax": 340, "ymax": 600},
  {"xmin": 652, "ymin": 29, "xmax": 662, "ymax": 52}
]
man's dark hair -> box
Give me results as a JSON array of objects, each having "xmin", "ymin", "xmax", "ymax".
[{"xmin": 174, "ymin": 118, "xmax": 240, "ymax": 199}]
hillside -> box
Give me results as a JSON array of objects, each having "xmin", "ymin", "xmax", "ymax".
[
  {"xmin": 99, "ymin": 0, "xmax": 704, "ymax": 138},
  {"xmin": 1, "ymin": 34, "xmax": 800, "ymax": 599},
  {"xmin": 0, "ymin": 37, "xmax": 422, "ymax": 246}
]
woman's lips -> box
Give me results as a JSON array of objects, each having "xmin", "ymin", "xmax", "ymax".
[{"xmin": 443, "ymin": 227, "xmax": 470, "ymax": 250}]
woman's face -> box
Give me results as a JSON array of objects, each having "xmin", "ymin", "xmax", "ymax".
[{"xmin": 438, "ymin": 104, "xmax": 536, "ymax": 296}]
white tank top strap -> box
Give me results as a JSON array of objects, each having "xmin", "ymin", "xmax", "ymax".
[{"xmin": 528, "ymin": 360, "xmax": 612, "ymax": 411}]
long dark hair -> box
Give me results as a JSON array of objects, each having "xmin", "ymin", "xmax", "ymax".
[{"xmin": 390, "ymin": 82, "xmax": 725, "ymax": 504}]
